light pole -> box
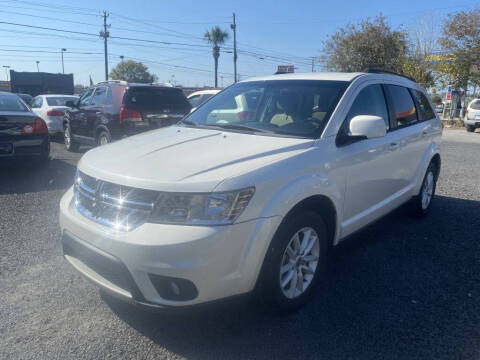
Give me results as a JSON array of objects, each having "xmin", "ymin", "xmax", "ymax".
[
  {"xmin": 61, "ymin": 48, "xmax": 66, "ymax": 74},
  {"xmin": 36, "ymin": 61, "xmax": 40, "ymax": 72},
  {"xmin": 2, "ymin": 65, "xmax": 10, "ymax": 81},
  {"xmin": 120, "ymin": 55, "xmax": 124, "ymax": 63}
]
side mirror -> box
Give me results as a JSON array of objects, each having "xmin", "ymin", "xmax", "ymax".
[
  {"xmin": 349, "ymin": 115, "xmax": 386, "ymax": 139},
  {"xmin": 66, "ymin": 100, "xmax": 77, "ymax": 108}
]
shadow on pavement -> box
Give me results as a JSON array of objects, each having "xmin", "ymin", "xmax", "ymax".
[
  {"xmin": 0, "ymin": 158, "xmax": 78, "ymax": 194},
  {"xmin": 103, "ymin": 194, "xmax": 480, "ymax": 359}
]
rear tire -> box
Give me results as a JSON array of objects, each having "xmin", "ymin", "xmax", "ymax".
[
  {"xmin": 466, "ymin": 125, "xmax": 475, "ymax": 132},
  {"xmin": 410, "ymin": 163, "xmax": 437, "ymax": 217},
  {"xmin": 97, "ymin": 130, "xmax": 111, "ymax": 146},
  {"xmin": 257, "ymin": 211, "xmax": 328, "ymax": 314},
  {"xmin": 64, "ymin": 124, "xmax": 80, "ymax": 152}
]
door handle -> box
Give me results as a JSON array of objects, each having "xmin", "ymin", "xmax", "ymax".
[{"xmin": 388, "ymin": 142, "xmax": 399, "ymax": 151}]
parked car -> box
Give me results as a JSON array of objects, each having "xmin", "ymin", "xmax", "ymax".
[
  {"xmin": 464, "ymin": 99, "xmax": 480, "ymax": 132},
  {"xmin": 187, "ymin": 89, "xmax": 220, "ymax": 108},
  {"xmin": 30, "ymin": 94, "xmax": 79, "ymax": 136},
  {"xmin": 0, "ymin": 92, "xmax": 49, "ymax": 166},
  {"xmin": 60, "ymin": 71, "xmax": 442, "ymax": 313},
  {"xmin": 63, "ymin": 81, "xmax": 191, "ymax": 151},
  {"xmin": 16, "ymin": 93, "xmax": 33, "ymax": 104}
]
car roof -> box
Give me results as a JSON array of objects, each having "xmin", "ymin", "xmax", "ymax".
[
  {"xmin": 188, "ymin": 89, "xmax": 221, "ymax": 97},
  {"xmin": 241, "ymin": 71, "xmax": 417, "ymax": 86}
]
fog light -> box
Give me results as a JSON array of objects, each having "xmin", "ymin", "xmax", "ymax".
[{"xmin": 148, "ymin": 273, "xmax": 198, "ymax": 301}]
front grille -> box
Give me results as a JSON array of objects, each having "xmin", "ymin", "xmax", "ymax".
[{"xmin": 74, "ymin": 170, "xmax": 158, "ymax": 231}]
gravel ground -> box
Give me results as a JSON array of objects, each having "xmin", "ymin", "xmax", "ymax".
[{"xmin": 1, "ymin": 129, "xmax": 480, "ymax": 360}]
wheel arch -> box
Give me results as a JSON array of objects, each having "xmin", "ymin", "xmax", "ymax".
[{"xmin": 281, "ymin": 195, "xmax": 337, "ymax": 248}]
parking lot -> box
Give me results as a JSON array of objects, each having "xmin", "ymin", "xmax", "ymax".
[{"xmin": 0, "ymin": 129, "xmax": 479, "ymax": 359}]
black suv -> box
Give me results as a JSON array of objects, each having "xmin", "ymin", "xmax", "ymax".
[{"xmin": 63, "ymin": 81, "xmax": 191, "ymax": 151}]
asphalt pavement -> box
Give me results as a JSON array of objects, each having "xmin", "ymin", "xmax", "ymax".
[{"xmin": 1, "ymin": 130, "xmax": 480, "ymax": 360}]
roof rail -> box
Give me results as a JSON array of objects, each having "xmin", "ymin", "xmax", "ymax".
[
  {"xmin": 96, "ymin": 80, "xmax": 128, "ymax": 85},
  {"xmin": 364, "ymin": 68, "xmax": 416, "ymax": 82}
]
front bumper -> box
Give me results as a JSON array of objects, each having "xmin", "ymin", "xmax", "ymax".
[{"xmin": 59, "ymin": 187, "xmax": 282, "ymax": 307}]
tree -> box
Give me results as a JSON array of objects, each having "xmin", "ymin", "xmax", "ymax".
[
  {"xmin": 323, "ymin": 15, "xmax": 407, "ymax": 73},
  {"xmin": 204, "ymin": 26, "xmax": 229, "ymax": 87},
  {"xmin": 109, "ymin": 60, "xmax": 158, "ymax": 83},
  {"xmin": 438, "ymin": 8, "xmax": 480, "ymax": 91},
  {"xmin": 401, "ymin": 14, "xmax": 438, "ymax": 88}
]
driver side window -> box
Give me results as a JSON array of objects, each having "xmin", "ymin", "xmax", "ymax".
[
  {"xmin": 78, "ymin": 88, "xmax": 94, "ymax": 107},
  {"xmin": 346, "ymin": 85, "xmax": 389, "ymax": 131}
]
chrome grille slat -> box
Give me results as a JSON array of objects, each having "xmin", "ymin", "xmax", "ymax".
[{"xmin": 74, "ymin": 170, "xmax": 156, "ymax": 231}]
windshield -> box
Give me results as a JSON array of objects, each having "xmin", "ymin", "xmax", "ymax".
[
  {"xmin": 470, "ymin": 100, "xmax": 480, "ymax": 110},
  {"xmin": 0, "ymin": 95, "xmax": 29, "ymax": 112},
  {"xmin": 183, "ymin": 80, "xmax": 349, "ymax": 138},
  {"xmin": 46, "ymin": 96, "xmax": 78, "ymax": 106}
]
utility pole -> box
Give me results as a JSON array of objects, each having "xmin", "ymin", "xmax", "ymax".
[
  {"xmin": 230, "ymin": 13, "xmax": 237, "ymax": 83},
  {"xmin": 100, "ymin": 11, "xmax": 110, "ymax": 81},
  {"xmin": 120, "ymin": 55, "xmax": 124, "ymax": 63},
  {"xmin": 311, "ymin": 57, "xmax": 315, "ymax": 72},
  {"xmin": 3, "ymin": 65, "xmax": 10, "ymax": 81},
  {"xmin": 61, "ymin": 48, "xmax": 67, "ymax": 74},
  {"xmin": 36, "ymin": 61, "xmax": 40, "ymax": 72}
]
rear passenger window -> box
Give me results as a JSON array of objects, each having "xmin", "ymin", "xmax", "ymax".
[
  {"xmin": 386, "ymin": 85, "xmax": 417, "ymax": 127},
  {"xmin": 410, "ymin": 89, "xmax": 435, "ymax": 120},
  {"xmin": 346, "ymin": 84, "xmax": 389, "ymax": 130}
]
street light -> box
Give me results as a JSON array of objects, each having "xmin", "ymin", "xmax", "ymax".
[
  {"xmin": 61, "ymin": 48, "xmax": 67, "ymax": 74},
  {"xmin": 120, "ymin": 55, "xmax": 124, "ymax": 63},
  {"xmin": 2, "ymin": 65, "xmax": 10, "ymax": 81},
  {"xmin": 36, "ymin": 61, "xmax": 40, "ymax": 72}
]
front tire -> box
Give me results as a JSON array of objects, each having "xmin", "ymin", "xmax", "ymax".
[
  {"xmin": 257, "ymin": 211, "xmax": 328, "ymax": 314},
  {"xmin": 411, "ymin": 163, "xmax": 437, "ymax": 216}
]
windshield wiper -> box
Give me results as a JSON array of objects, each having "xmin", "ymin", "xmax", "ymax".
[
  {"xmin": 209, "ymin": 123, "xmax": 272, "ymax": 133},
  {"xmin": 178, "ymin": 119, "xmax": 197, "ymax": 126}
]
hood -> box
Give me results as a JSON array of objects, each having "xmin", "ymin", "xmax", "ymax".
[{"xmin": 78, "ymin": 126, "xmax": 314, "ymax": 192}]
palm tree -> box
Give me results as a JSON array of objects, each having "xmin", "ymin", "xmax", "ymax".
[{"xmin": 204, "ymin": 26, "xmax": 229, "ymax": 88}]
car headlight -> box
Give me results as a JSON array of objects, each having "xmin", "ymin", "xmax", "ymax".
[{"xmin": 149, "ymin": 187, "xmax": 255, "ymax": 225}]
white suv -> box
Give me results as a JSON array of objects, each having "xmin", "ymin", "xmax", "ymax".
[{"xmin": 59, "ymin": 71, "xmax": 442, "ymax": 312}]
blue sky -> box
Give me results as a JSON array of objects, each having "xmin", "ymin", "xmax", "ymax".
[{"xmin": 0, "ymin": 0, "xmax": 478, "ymax": 87}]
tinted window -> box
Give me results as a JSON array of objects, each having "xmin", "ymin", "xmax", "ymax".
[
  {"xmin": 46, "ymin": 96, "xmax": 78, "ymax": 106},
  {"xmin": 470, "ymin": 100, "xmax": 480, "ymax": 110},
  {"xmin": 410, "ymin": 89, "xmax": 435, "ymax": 120},
  {"xmin": 184, "ymin": 80, "xmax": 349, "ymax": 138},
  {"xmin": 346, "ymin": 84, "xmax": 389, "ymax": 130},
  {"xmin": 0, "ymin": 95, "xmax": 29, "ymax": 112},
  {"xmin": 386, "ymin": 85, "xmax": 417, "ymax": 127},
  {"xmin": 79, "ymin": 88, "xmax": 94, "ymax": 107},
  {"xmin": 90, "ymin": 87, "xmax": 108, "ymax": 106},
  {"xmin": 124, "ymin": 87, "xmax": 191, "ymax": 113}
]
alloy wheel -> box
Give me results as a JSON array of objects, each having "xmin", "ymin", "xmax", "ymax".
[
  {"xmin": 279, "ymin": 227, "xmax": 320, "ymax": 299},
  {"xmin": 421, "ymin": 171, "xmax": 434, "ymax": 210}
]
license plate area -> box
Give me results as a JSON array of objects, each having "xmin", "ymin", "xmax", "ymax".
[{"xmin": 0, "ymin": 143, "xmax": 13, "ymax": 155}]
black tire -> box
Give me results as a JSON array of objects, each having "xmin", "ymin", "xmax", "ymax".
[
  {"xmin": 410, "ymin": 163, "xmax": 437, "ymax": 217},
  {"xmin": 64, "ymin": 124, "xmax": 80, "ymax": 152},
  {"xmin": 466, "ymin": 125, "xmax": 475, "ymax": 133},
  {"xmin": 97, "ymin": 130, "xmax": 111, "ymax": 146},
  {"xmin": 257, "ymin": 211, "xmax": 328, "ymax": 314}
]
